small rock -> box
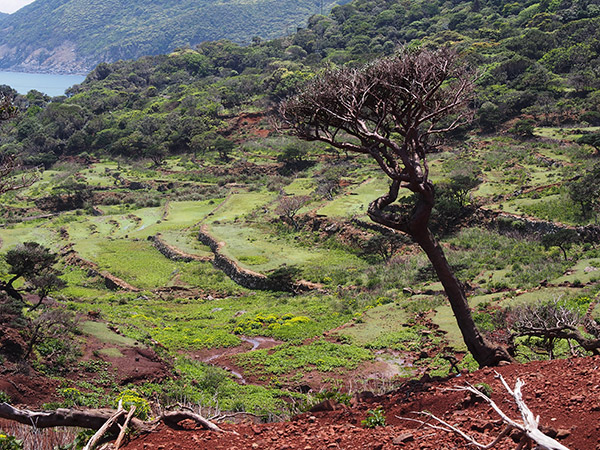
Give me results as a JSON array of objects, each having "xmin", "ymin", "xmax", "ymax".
[
  {"xmin": 569, "ymin": 395, "xmax": 585, "ymax": 403},
  {"xmin": 470, "ymin": 420, "xmax": 487, "ymax": 432},
  {"xmin": 556, "ymin": 429, "xmax": 571, "ymax": 439}
]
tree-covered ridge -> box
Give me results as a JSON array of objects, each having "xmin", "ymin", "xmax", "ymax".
[
  {"xmin": 0, "ymin": 0, "xmax": 346, "ymax": 74},
  {"xmin": 0, "ymin": 0, "xmax": 598, "ymax": 167}
]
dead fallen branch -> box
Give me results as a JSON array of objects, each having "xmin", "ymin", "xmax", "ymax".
[
  {"xmin": 398, "ymin": 373, "xmax": 570, "ymax": 450},
  {"xmin": 114, "ymin": 405, "xmax": 136, "ymax": 450},
  {"xmin": 0, "ymin": 403, "xmax": 143, "ymax": 433},
  {"xmin": 83, "ymin": 401, "xmax": 125, "ymax": 450},
  {"xmin": 0, "ymin": 402, "xmax": 231, "ymax": 437},
  {"xmin": 160, "ymin": 411, "xmax": 229, "ymax": 434}
]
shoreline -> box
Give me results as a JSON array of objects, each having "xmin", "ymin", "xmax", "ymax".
[
  {"xmin": 0, "ymin": 71, "xmax": 87, "ymax": 96},
  {"xmin": 0, "ymin": 68, "xmax": 88, "ymax": 77}
]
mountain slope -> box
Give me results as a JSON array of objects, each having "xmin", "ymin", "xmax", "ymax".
[{"xmin": 0, "ymin": 0, "xmax": 345, "ymax": 74}]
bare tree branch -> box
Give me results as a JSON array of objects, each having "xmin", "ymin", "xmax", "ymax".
[
  {"xmin": 83, "ymin": 401, "xmax": 125, "ymax": 450},
  {"xmin": 114, "ymin": 405, "xmax": 136, "ymax": 450},
  {"xmin": 398, "ymin": 373, "xmax": 570, "ymax": 450},
  {"xmin": 0, "ymin": 154, "xmax": 40, "ymax": 195}
]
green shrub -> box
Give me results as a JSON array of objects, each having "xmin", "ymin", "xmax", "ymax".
[
  {"xmin": 361, "ymin": 407, "xmax": 386, "ymax": 428},
  {"xmin": 0, "ymin": 392, "xmax": 10, "ymax": 404},
  {"xmin": 114, "ymin": 390, "xmax": 151, "ymax": 420},
  {"xmin": 57, "ymin": 388, "xmax": 101, "ymax": 408},
  {"xmin": 266, "ymin": 265, "xmax": 302, "ymax": 288},
  {"xmin": 0, "ymin": 434, "xmax": 22, "ymax": 450}
]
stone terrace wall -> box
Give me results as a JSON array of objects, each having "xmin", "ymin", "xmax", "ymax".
[
  {"xmin": 197, "ymin": 228, "xmax": 315, "ymax": 292},
  {"xmin": 148, "ymin": 234, "xmax": 211, "ymax": 263},
  {"xmin": 482, "ymin": 210, "xmax": 600, "ymax": 243}
]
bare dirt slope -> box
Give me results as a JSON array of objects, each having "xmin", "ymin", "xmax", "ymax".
[{"xmin": 121, "ymin": 355, "xmax": 600, "ymax": 450}]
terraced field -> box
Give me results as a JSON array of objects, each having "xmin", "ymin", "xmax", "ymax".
[{"xmin": 1, "ymin": 134, "xmax": 599, "ymax": 418}]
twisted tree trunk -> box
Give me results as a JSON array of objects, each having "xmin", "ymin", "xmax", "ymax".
[{"xmin": 412, "ymin": 227, "xmax": 511, "ymax": 366}]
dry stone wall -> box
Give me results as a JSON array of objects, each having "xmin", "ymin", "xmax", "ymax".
[{"xmin": 197, "ymin": 228, "xmax": 316, "ymax": 293}]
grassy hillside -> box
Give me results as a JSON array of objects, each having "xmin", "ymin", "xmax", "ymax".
[
  {"xmin": 0, "ymin": 0, "xmax": 346, "ymax": 73},
  {"xmin": 0, "ymin": 0, "xmax": 599, "ymax": 437}
]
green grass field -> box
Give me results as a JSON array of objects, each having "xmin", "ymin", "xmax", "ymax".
[{"xmin": 2, "ymin": 144, "xmax": 599, "ymax": 414}]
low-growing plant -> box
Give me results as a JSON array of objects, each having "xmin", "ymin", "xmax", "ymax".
[
  {"xmin": 361, "ymin": 407, "xmax": 386, "ymax": 428},
  {"xmin": 0, "ymin": 392, "xmax": 10, "ymax": 404},
  {"xmin": 474, "ymin": 382, "xmax": 493, "ymax": 397},
  {"xmin": 56, "ymin": 429, "xmax": 95, "ymax": 450},
  {"xmin": 114, "ymin": 390, "xmax": 151, "ymax": 420},
  {"xmin": 56, "ymin": 387, "xmax": 101, "ymax": 408},
  {"xmin": 77, "ymin": 359, "xmax": 111, "ymax": 373},
  {"xmin": 233, "ymin": 313, "xmax": 311, "ymax": 335},
  {"xmin": 0, "ymin": 433, "xmax": 22, "ymax": 450},
  {"xmin": 312, "ymin": 389, "xmax": 351, "ymax": 407},
  {"xmin": 235, "ymin": 339, "xmax": 373, "ymax": 376}
]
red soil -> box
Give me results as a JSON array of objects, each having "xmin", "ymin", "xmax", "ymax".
[{"xmin": 121, "ymin": 355, "xmax": 600, "ymax": 450}]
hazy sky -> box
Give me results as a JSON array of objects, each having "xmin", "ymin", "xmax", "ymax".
[{"xmin": 0, "ymin": 0, "xmax": 36, "ymax": 14}]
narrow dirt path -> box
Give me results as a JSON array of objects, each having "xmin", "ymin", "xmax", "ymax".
[{"xmin": 195, "ymin": 336, "xmax": 282, "ymax": 384}]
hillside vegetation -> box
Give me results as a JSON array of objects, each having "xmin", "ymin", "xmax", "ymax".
[
  {"xmin": 0, "ymin": 0, "xmax": 346, "ymax": 74},
  {"xmin": 1, "ymin": 0, "xmax": 598, "ymax": 164},
  {"xmin": 1, "ymin": 0, "xmax": 600, "ymax": 448}
]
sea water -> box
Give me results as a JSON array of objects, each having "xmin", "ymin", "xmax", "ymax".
[{"xmin": 0, "ymin": 71, "xmax": 86, "ymax": 97}]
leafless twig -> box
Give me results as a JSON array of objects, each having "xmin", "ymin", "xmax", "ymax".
[{"xmin": 397, "ymin": 373, "xmax": 570, "ymax": 450}]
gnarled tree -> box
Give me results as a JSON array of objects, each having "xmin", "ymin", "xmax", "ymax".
[{"xmin": 280, "ymin": 47, "xmax": 511, "ymax": 366}]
